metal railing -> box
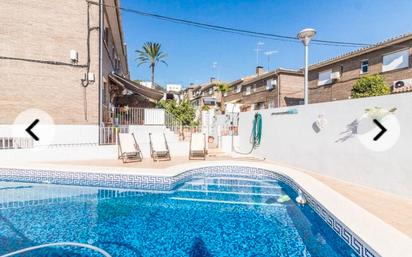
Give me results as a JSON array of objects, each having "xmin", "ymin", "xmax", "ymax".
[
  {"xmin": 100, "ymin": 108, "xmax": 202, "ymax": 144},
  {"xmin": 165, "ymin": 111, "xmax": 182, "ymax": 133},
  {"xmin": 0, "ymin": 137, "xmax": 34, "ymax": 150},
  {"xmin": 99, "ymin": 126, "xmax": 129, "ymax": 145},
  {"xmin": 110, "ymin": 107, "xmax": 165, "ymax": 125},
  {"xmin": 1, "ymin": 242, "xmax": 112, "ymax": 257}
]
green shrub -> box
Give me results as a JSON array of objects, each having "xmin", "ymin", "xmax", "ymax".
[
  {"xmin": 157, "ymin": 99, "xmax": 196, "ymax": 126},
  {"xmin": 351, "ymin": 74, "xmax": 390, "ymax": 98}
]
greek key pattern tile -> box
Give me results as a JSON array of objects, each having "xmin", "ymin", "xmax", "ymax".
[{"xmin": 0, "ymin": 166, "xmax": 378, "ymax": 257}]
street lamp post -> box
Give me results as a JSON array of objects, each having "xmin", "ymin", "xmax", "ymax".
[{"xmin": 297, "ymin": 28, "xmax": 316, "ymax": 105}]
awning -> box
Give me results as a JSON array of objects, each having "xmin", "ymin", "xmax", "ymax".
[{"xmin": 109, "ymin": 74, "xmax": 164, "ymax": 101}]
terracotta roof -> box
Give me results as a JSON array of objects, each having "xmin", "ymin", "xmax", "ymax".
[
  {"xmin": 228, "ymin": 68, "xmax": 302, "ymax": 87},
  {"xmin": 309, "ymin": 33, "xmax": 412, "ymax": 70}
]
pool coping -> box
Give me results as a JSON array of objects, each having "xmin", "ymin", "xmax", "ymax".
[{"xmin": 0, "ymin": 161, "xmax": 411, "ymax": 257}]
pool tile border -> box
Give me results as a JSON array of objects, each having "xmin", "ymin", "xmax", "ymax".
[{"xmin": 0, "ymin": 166, "xmax": 378, "ymax": 257}]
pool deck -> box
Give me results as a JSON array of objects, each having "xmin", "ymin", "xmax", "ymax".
[
  {"xmin": 4, "ymin": 154, "xmax": 412, "ymax": 237},
  {"xmin": 1, "ymin": 150, "xmax": 412, "ymax": 256},
  {"xmin": 35, "ymin": 154, "xmax": 412, "ymax": 239}
]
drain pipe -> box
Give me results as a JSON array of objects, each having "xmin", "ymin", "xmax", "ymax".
[
  {"xmin": 98, "ymin": 0, "xmax": 104, "ymax": 144},
  {"xmin": 0, "ymin": 242, "xmax": 112, "ymax": 257}
]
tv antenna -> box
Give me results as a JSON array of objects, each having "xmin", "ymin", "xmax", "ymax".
[
  {"xmin": 253, "ymin": 42, "xmax": 265, "ymax": 66},
  {"xmin": 264, "ymin": 50, "xmax": 278, "ymax": 70}
]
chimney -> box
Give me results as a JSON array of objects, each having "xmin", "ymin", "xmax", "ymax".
[
  {"xmin": 210, "ymin": 77, "xmax": 217, "ymax": 83},
  {"xmin": 256, "ymin": 66, "xmax": 265, "ymax": 76}
]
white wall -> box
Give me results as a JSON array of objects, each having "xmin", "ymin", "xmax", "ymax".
[
  {"xmin": 0, "ymin": 125, "xmax": 189, "ymax": 162},
  {"xmin": 238, "ymin": 93, "xmax": 412, "ymax": 198},
  {"xmin": 0, "ymin": 125, "xmax": 99, "ymax": 146}
]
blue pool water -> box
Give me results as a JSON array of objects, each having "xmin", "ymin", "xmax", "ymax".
[{"xmin": 0, "ymin": 176, "xmax": 358, "ymax": 257}]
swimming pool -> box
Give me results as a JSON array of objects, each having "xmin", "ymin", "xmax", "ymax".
[{"xmin": 0, "ymin": 174, "xmax": 359, "ymax": 257}]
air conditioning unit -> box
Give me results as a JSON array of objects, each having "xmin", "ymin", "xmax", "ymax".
[
  {"xmin": 393, "ymin": 79, "xmax": 412, "ymax": 89},
  {"xmin": 331, "ymin": 71, "xmax": 341, "ymax": 80},
  {"xmin": 266, "ymin": 79, "xmax": 277, "ymax": 90},
  {"xmin": 70, "ymin": 50, "xmax": 78, "ymax": 63}
]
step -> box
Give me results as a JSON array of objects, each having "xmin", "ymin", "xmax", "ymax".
[
  {"xmin": 173, "ymin": 189, "xmax": 282, "ymax": 204},
  {"xmin": 180, "ymin": 182, "xmax": 282, "ymax": 194},
  {"xmin": 177, "ymin": 188, "xmax": 282, "ymax": 197},
  {"xmin": 188, "ymin": 177, "xmax": 281, "ymax": 187},
  {"xmin": 169, "ymin": 196, "xmax": 283, "ymax": 207}
]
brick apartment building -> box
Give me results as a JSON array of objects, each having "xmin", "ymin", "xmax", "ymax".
[
  {"xmin": 308, "ymin": 33, "xmax": 412, "ymax": 103},
  {"xmin": 0, "ymin": 0, "xmax": 163, "ymax": 143},
  {"xmin": 0, "ymin": 0, "xmax": 127, "ymax": 125},
  {"xmin": 224, "ymin": 67, "xmax": 304, "ymax": 112},
  {"xmin": 183, "ymin": 78, "xmax": 223, "ymax": 111}
]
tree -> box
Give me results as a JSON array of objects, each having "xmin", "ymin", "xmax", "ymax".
[
  {"xmin": 135, "ymin": 42, "xmax": 167, "ymax": 86},
  {"xmin": 157, "ymin": 99, "xmax": 196, "ymax": 126},
  {"xmin": 201, "ymin": 105, "xmax": 210, "ymax": 112},
  {"xmin": 351, "ymin": 74, "xmax": 390, "ymax": 99},
  {"xmin": 217, "ymin": 83, "xmax": 230, "ymax": 113}
]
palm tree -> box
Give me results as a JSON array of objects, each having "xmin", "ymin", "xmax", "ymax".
[
  {"xmin": 217, "ymin": 83, "xmax": 230, "ymax": 114},
  {"xmin": 136, "ymin": 42, "xmax": 167, "ymax": 86}
]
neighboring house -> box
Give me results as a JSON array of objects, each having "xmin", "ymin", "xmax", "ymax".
[
  {"xmin": 224, "ymin": 66, "xmax": 304, "ymax": 112},
  {"xmin": 184, "ymin": 78, "xmax": 224, "ymax": 111},
  {"xmin": 308, "ymin": 33, "xmax": 412, "ymax": 103},
  {"xmin": 166, "ymin": 84, "xmax": 182, "ymax": 92},
  {"xmin": 165, "ymin": 84, "xmax": 183, "ymax": 103}
]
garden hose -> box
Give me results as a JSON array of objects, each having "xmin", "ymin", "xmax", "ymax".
[{"xmin": 232, "ymin": 112, "xmax": 262, "ymax": 155}]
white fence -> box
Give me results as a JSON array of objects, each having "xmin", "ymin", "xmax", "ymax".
[
  {"xmin": 111, "ymin": 107, "xmax": 166, "ymax": 125},
  {"xmin": 0, "ymin": 137, "xmax": 33, "ymax": 149},
  {"xmin": 237, "ymin": 93, "xmax": 412, "ymax": 198}
]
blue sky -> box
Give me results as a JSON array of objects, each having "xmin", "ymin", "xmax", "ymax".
[{"xmin": 122, "ymin": 0, "xmax": 412, "ymax": 87}]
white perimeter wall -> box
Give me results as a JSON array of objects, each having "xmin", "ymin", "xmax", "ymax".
[
  {"xmin": 0, "ymin": 125, "xmax": 189, "ymax": 162},
  {"xmin": 238, "ymin": 93, "xmax": 412, "ymax": 198},
  {"xmin": 0, "ymin": 125, "xmax": 99, "ymax": 145}
]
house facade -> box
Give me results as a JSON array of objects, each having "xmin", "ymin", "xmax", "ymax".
[
  {"xmin": 0, "ymin": 0, "xmax": 144, "ymax": 144},
  {"xmin": 308, "ymin": 33, "xmax": 412, "ymax": 103},
  {"xmin": 224, "ymin": 67, "xmax": 304, "ymax": 112},
  {"xmin": 184, "ymin": 78, "xmax": 223, "ymax": 111},
  {"xmin": 0, "ymin": 0, "xmax": 129, "ymax": 125}
]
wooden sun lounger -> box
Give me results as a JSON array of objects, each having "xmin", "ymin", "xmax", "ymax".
[
  {"xmin": 117, "ymin": 132, "xmax": 143, "ymax": 163},
  {"xmin": 149, "ymin": 132, "xmax": 171, "ymax": 161},
  {"xmin": 189, "ymin": 132, "xmax": 206, "ymax": 160}
]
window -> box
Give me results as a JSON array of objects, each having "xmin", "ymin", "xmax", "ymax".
[
  {"xmin": 208, "ymin": 88, "xmax": 213, "ymax": 95},
  {"xmin": 360, "ymin": 60, "xmax": 368, "ymax": 74},
  {"xmin": 252, "ymin": 84, "xmax": 257, "ymax": 92},
  {"xmin": 245, "ymin": 86, "xmax": 251, "ymax": 95},
  {"xmin": 318, "ymin": 69, "xmax": 332, "ymax": 86},
  {"xmin": 266, "ymin": 79, "xmax": 276, "ymax": 90},
  {"xmin": 382, "ymin": 49, "xmax": 409, "ymax": 72},
  {"xmin": 236, "ymin": 85, "xmax": 241, "ymax": 93}
]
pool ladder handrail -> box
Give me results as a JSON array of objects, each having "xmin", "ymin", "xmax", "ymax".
[{"xmin": 0, "ymin": 242, "xmax": 112, "ymax": 257}]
